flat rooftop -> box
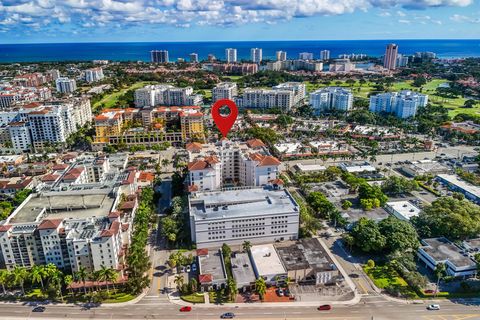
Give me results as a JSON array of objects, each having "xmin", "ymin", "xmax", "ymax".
[
  {"xmin": 189, "ymin": 187, "xmax": 298, "ymax": 221},
  {"xmin": 421, "ymin": 237, "xmax": 476, "ymax": 269},
  {"xmin": 198, "ymin": 250, "xmax": 227, "ymax": 282},
  {"xmin": 276, "ymin": 238, "xmax": 335, "ymax": 272},
  {"xmin": 294, "ymin": 163, "xmax": 326, "ymax": 173},
  {"xmin": 437, "ymin": 174, "xmax": 480, "ymax": 198},
  {"xmin": 339, "ymin": 162, "xmax": 376, "ymax": 173},
  {"xmin": 10, "ymin": 193, "xmax": 116, "ymax": 224},
  {"xmin": 231, "ymin": 252, "xmax": 256, "ymax": 288},
  {"xmin": 250, "ymin": 244, "xmax": 286, "ymax": 277},
  {"xmin": 386, "ymin": 201, "xmax": 420, "ymax": 220}
]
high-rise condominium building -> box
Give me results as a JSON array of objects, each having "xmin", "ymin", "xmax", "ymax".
[
  {"xmin": 225, "ymin": 48, "xmax": 237, "ymax": 63},
  {"xmin": 251, "ymin": 48, "xmax": 262, "ymax": 63},
  {"xmin": 396, "ymin": 54, "xmax": 409, "ymax": 68},
  {"xmin": 85, "ymin": 67, "xmax": 104, "ymax": 83},
  {"xmin": 55, "ymin": 77, "xmax": 77, "ymax": 93},
  {"xmin": 134, "ymin": 84, "xmax": 203, "ymax": 108},
  {"xmin": 189, "ymin": 53, "xmax": 199, "ymax": 63},
  {"xmin": 320, "ymin": 50, "xmax": 330, "ymax": 61},
  {"xmin": 276, "ymin": 51, "xmax": 287, "ymax": 61},
  {"xmin": 2, "ymin": 98, "xmax": 92, "ymax": 151},
  {"xmin": 212, "ymin": 82, "xmax": 238, "ymax": 102},
  {"xmin": 369, "ymin": 90, "xmax": 428, "ymax": 119},
  {"xmin": 384, "ymin": 44, "xmax": 398, "ymax": 70},
  {"xmin": 150, "ymin": 50, "xmax": 169, "ymax": 63},
  {"xmin": 235, "ymin": 82, "xmax": 306, "ymax": 111},
  {"xmin": 299, "ymin": 52, "xmax": 314, "ymax": 60},
  {"xmin": 309, "ymin": 87, "xmax": 353, "ymax": 115}
]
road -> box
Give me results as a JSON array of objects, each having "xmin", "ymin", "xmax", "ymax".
[{"xmin": 0, "ymin": 296, "xmax": 479, "ymax": 320}]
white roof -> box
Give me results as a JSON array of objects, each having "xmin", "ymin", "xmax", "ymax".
[
  {"xmin": 437, "ymin": 174, "xmax": 480, "ymax": 198},
  {"xmin": 386, "ymin": 201, "xmax": 420, "ymax": 220},
  {"xmin": 295, "ymin": 163, "xmax": 326, "ymax": 172},
  {"xmin": 250, "ymin": 244, "xmax": 286, "ymax": 277},
  {"xmin": 274, "ymin": 142, "xmax": 302, "ymax": 155},
  {"xmin": 339, "ymin": 162, "xmax": 376, "ymax": 173}
]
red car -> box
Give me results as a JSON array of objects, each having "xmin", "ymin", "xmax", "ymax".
[
  {"xmin": 180, "ymin": 306, "xmax": 192, "ymax": 312},
  {"xmin": 318, "ymin": 305, "xmax": 332, "ymax": 311}
]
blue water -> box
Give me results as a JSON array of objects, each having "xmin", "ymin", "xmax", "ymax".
[{"xmin": 0, "ymin": 40, "xmax": 479, "ymax": 63}]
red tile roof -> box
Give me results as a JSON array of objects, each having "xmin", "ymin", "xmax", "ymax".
[
  {"xmin": 0, "ymin": 225, "xmax": 12, "ymax": 233},
  {"xmin": 246, "ymin": 139, "xmax": 266, "ymax": 149},
  {"xmin": 187, "ymin": 156, "xmax": 220, "ymax": 171},
  {"xmin": 138, "ymin": 171, "xmax": 154, "ymax": 182},
  {"xmin": 37, "ymin": 219, "xmax": 63, "ymax": 230},
  {"xmin": 108, "ymin": 211, "xmax": 120, "ymax": 218},
  {"xmin": 248, "ymin": 153, "xmax": 281, "ymax": 167},
  {"xmin": 120, "ymin": 201, "xmax": 136, "ymax": 210},
  {"xmin": 269, "ymin": 178, "xmax": 284, "ymax": 185},
  {"xmin": 122, "ymin": 171, "xmax": 136, "ymax": 185},
  {"xmin": 186, "ymin": 142, "xmax": 203, "ymax": 152},
  {"xmin": 198, "ymin": 274, "xmax": 213, "ymax": 284},
  {"xmin": 196, "ymin": 248, "xmax": 208, "ymax": 256},
  {"xmin": 41, "ymin": 174, "xmax": 59, "ymax": 182},
  {"xmin": 188, "ymin": 184, "xmax": 199, "ymax": 192}
]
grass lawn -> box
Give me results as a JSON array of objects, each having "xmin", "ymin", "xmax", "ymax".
[
  {"xmin": 222, "ymin": 75, "xmax": 243, "ymax": 81},
  {"xmin": 25, "ymin": 288, "xmax": 48, "ymax": 300},
  {"xmin": 93, "ymin": 81, "xmax": 154, "ymax": 111},
  {"xmin": 102, "ymin": 292, "xmax": 136, "ymax": 303},
  {"xmin": 181, "ymin": 292, "xmax": 205, "ymax": 304},
  {"xmin": 363, "ymin": 265, "xmax": 418, "ymax": 298}
]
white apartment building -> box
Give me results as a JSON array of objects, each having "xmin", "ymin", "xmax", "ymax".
[
  {"xmin": 188, "ymin": 187, "xmax": 300, "ymax": 247},
  {"xmin": 48, "ymin": 69, "xmax": 61, "ymax": 81},
  {"xmin": 56, "ymin": 77, "xmax": 77, "ymax": 93},
  {"xmin": 1, "ymin": 98, "xmax": 91, "ymax": 152},
  {"xmin": 396, "ymin": 54, "xmax": 409, "ymax": 68},
  {"xmin": 320, "ymin": 50, "xmax": 330, "ymax": 61},
  {"xmin": 299, "ymin": 52, "xmax": 314, "ymax": 60},
  {"xmin": 276, "ymin": 51, "xmax": 287, "ymax": 61},
  {"xmin": 189, "ymin": 53, "xmax": 199, "ymax": 63},
  {"xmin": 251, "ymin": 48, "xmax": 262, "ymax": 63},
  {"xmin": 369, "ymin": 90, "xmax": 428, "ymax": 119},
  {"xmin": 225, "ymin": 48, "xmax": 237, "ymax": 63},
  {"xmin": 236, "ymin": 82, "xmax": 306, "ymax": 111},
  {"xmin": 186, "ymin": 139, "xmax": 281, "ymax": 192},
  {"xmin": 134, "ymin": 84, "xmax": 203, "ymax": 107},
  {"xmin": 309, "ymin": 87, "xmax": 353, "ymax": 115},
  {"xmin": 329, "ymin": 59, "xmax": 355, "ymax": 72},
  {"xmin": 0, "ymin": 86, "xmax": 52, "ymax": 109},
  {"xmin": 212, "ymin": 82, "xmax": 238, "ymax": 102},
  {"xmin": 85, "ymin": 67, "xmax": 104, "ymax": 83}
]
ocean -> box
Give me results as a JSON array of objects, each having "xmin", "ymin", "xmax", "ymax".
[{"xmin": 0, "ymin": 39, "xmax": 479, "ymax": 63}]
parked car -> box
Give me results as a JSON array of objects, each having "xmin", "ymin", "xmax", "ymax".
[
  {"xmin": 180, "ymin": 306, "xmax": 192, "ymax": 312},
  {"xmin": 186, "ymin": 266, "xmax": 191, "ymax": 273},
  {"xmin": 284, "ymin": 289, "xmax": 290, "ymax": 297},
  {"xmin": 191, "ymin": 263, "xmax": 197, "ymax": 272},
  {"xmin": 427, "ymin": 304, "xmax": 440, "ymax": 310},
  {"xmin": 32, "ymin": 306, "xmax": 46, "ymax": 312},
  {"xmin": 277, "ymin": 288, "xmax": 284, "ymax": 296},
  {"xmin": 318, "ymin": 305, "xmax": 332, "ymax": 311},
  {"xmin": 220, "ymin": 312, "xmax": 235, "ymax": 318}
]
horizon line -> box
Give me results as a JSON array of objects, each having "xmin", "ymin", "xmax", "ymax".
[{"xmin": 1, "ymin": 38, "xmax": 480, "ymax": 46}]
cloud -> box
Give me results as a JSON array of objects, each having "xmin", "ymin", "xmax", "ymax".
[
  {"xmin": 450, "ymin": 13, "xmax": 480, "ymax": 23},
  {"xmin": 0, "ymin": 0, "xmax": 473, "ymax": 33}
]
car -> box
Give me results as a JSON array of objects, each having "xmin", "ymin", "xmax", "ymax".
[
  {"xmin": 220, "ymin": 312, "xmax": 235, "ymax": 318},
  {"xmin": 349, "ymin": 273, "xmax": 360, "ymax": 278},
  {"xmin": 277, "ymin": 288, "xmax": 284, "ymax": 296},
  {"xmin": 427, "ymin": 304, "xmax": 440, "ymax": 310},
  {"xmin": 424, "ymin": 289, "xmax": 434, "ymax": 294},
  {"xmin": 186, "ymin": 266, "xmax": 191, "ymax": 273},
  {"xmin": 32, "ymin": 306, "xmax": 46, "ymax": 312},
  {"xmin": 318, "ymin": 305, "xmax": 332, "ymax": 311},
  {"xmin": 180, "ymin": 266, "xmax": 186, "ymax": 273},
  {"xmin": 284, "ymin": 289, "xmax": 290, "ymax": 297},
  {"xmin": 180, "ymin": 306, "xmax": 192, "ymax": 312},
  {"xmin": 191, "ymin": 263, "xmax": 197, "ymax": 272}
]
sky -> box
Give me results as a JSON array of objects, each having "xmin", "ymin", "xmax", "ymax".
[{"xmin": 0, "ymin": 0, "xmax": 479, "ymax": 43}]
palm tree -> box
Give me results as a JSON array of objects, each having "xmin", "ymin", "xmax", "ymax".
[
  {"xmin": 91, "ymin": 271, "xmax": 101, "ymax": 292},
  {"xmin": 64, "ymin": 275, "xmax": 74, "ymax": 296},
  {"xmin": 227, "ymin": 277, "xmax": 237, "ymax": 302},
  {"xmin": 188, "ymin": 278, "xmax": 198, "ymax": 293},
  {"xmin": 50, "ymin": 271, "xmax": 64, "ymax": 301},
  {"xmin": 12, "ymin": 266, "xmax": 27, "ymax": 295},
  {"xmin": 30, "ymin": 265, "xmax": 45, "ymax": 290},
  {"xmin": 106, "ymin": 268, "xmax": 118, "ymax": 292},
  {"xmin": 255, "ymin": 277, "xmax": 267, "ymax": 301},
  {"xmin": 242, "ymin": 241, "xmax": 252, "ymax": 253},
  {"xmin": 0, "ymin": 269, "xmax": 10, "ymax": 295},
  {"xmin": 174, "ymin": 274, "xmax": 184, "ymax": 292},
  {"xmin": 434, "ymin": 263, "xmax": 447, "ymax": 298},
  {"xmin": 74, "ymin": 266, "xmax": 89, "ymax": 296},
  {"xmin": 98, "ymin": 266, "xmax": 111, "ymax": 293}
]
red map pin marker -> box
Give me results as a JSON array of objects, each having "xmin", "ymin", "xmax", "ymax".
[{"xmin": 211, "ymin": 99, "xmax": 238, "ymax": 138}]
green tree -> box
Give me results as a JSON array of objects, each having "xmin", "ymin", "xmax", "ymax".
[
  {"xmin": 30, "ymin": 265, "xmax": 45, "ymax": 290},
  {"xmin": 0, "ymin": 269, "xmax": 9, "ymax": 295},
  {"xmin": 349, "ymin": 218, "xmax": 386, "ymax": 253},
  {"xmin": 227, "ymin": 277, "xmax": 237, "ymax": 301},
  {"xmin": 221, "ymin": 243, "xmax": 232, "ymax": 260},
  {"xmin": 306, "ymin": 192, "xmax": 336, "ymax": 218},
  {"xmin": 412, "ymin": 197, "xmax": 480, "ymax": 240},
  {"xmin": 188, "ymin": 278, "xmax": 198, "ymax": 293},
  {"xmin": 75, "ymin": 266, "xmax": 89, "ymax": 295},
  {"xmin": 378, "ymin": 216, "xmax": 420, "ymax": 253},
  {"xmin": 381, "ymin": 176, "xmax": 419, "ymax": 195},
  {"xmin": 341, "ymin": 200, "xmax": 352, "ymax": 210},
  {"xmin": 434, "ymin": 263, "xmax": 447, "ymax": 297},
  {"xmin": 64, "ymin": 275, "xmax": 74, "ymax": 295},
  {"xmin": 12, "ymin": 266, "xmax": 28, "ymax": 294},
  {"xmin": 255, "ymin": 277, "xmax": 267, "ymax": 301},
  {"xmin": 242, "ymin": 241, "xmax": 252, "ymax": 253},
  {"xmin": 367, "ymin": 259, "xmax": 375, "ymax": 268},
  {"xmin": 174, "ymin": 275, "xmax": 184, "ymax": 292}
]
